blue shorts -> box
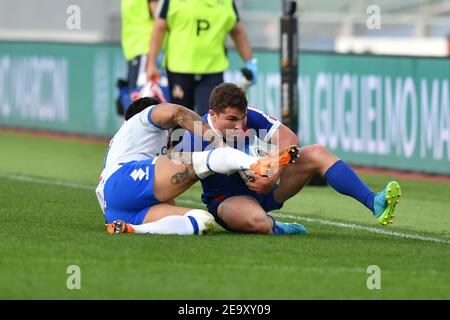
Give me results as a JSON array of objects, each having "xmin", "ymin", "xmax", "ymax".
[
  {"xmin": 103, "ymin": 159, "xmax": 160, "ymax": 224},
  {"xmin": 205, "ymin": 190, "xmax": 284, "ymax": 230}
]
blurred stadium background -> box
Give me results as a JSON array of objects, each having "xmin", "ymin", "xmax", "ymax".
[
  {"xmin": 0, "ymin": 0, "xmax": 449, "ymax": 299},
  {"xmin": 0, "ymin": 0, "xmax": 449, "ymax": 174},
  {"xmin": 2, "ymin": 0, "xmax": 449, "ymax": 51}
]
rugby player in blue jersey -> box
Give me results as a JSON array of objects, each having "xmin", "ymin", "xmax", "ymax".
[{"xmin": 176, "ymin": 83, "xmax": 401, "ymax": 235}]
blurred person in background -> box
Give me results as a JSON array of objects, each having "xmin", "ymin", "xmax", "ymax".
[
  {"xmin": 146, "ymin": 0, "xmax": 258, "ymax": 120},
  {"xmin": 116, "ymin": 0, "xmax": 169, "ymax": 116}
]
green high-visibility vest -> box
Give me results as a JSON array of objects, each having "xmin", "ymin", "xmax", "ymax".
[
  {"xmin": 121, "ymin": 0, "xmax": 153, "ymax": 61},
  {"xmin": 165, "ymin": 0, "xmax": 237, "ymax": 74}
]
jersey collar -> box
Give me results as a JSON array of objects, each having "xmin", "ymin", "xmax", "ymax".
[{"xmin": 206, "ymin": 113, "xmax": 224, "ymax": 139}]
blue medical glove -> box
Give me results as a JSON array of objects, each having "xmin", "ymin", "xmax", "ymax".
[{"xmin": 245, "ymin": 58, "xmax": 258, "ymax": 85}]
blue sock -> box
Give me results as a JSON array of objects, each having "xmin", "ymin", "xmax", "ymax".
[{"xmin": 324, "ymin": 160, "xmax": 375, "ymax": 212}]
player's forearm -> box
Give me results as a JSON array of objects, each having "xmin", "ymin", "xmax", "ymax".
[
  {"xmin": 230, "ymin": 22, "xmax": 252, "ymax": 62},
  {"xmin": 173, "ymin": 106, "xmax": 224, "ymax": 147}
]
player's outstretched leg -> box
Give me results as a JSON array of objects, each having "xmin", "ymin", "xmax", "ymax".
[
  {"xmin": 106, "ymin": 209, "xmax": 216, "ymax": 235},
  {"xmin": 373, "ymin": 181, "xmax": 402, "ymax": 226}
]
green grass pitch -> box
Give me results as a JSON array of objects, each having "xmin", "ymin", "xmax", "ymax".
[{"xmin": 0, "ymin": 131, "xmax": 449, "ymax": 299}]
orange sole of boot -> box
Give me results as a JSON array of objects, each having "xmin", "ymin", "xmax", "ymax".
[{"xmin": 250, "ymin": 145, "xmax": 300, "ymax": 176}]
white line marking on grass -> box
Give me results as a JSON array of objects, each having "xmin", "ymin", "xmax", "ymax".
[
  {"xmin": 2, "ymin": 172, "xmax": 449, "ymax": 245},
  {"xmin": 175, "ymin": 200, "xmax": 450, "ymax": 245},
  {"xmin": 270, "ymin": 212, "xmax": 450, "ymax": 245},
  {"xmin": 0, "ymin": 172, "xmax": 95, "ymax": 191}
]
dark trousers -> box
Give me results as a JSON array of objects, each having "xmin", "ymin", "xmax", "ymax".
[
  {"xmin": 127, "ymin": 55, "xmax": 147, "ymax": 91},
  {"xmin": 166, "ymin": 70, "xmax": 224, "ymax": 116}
]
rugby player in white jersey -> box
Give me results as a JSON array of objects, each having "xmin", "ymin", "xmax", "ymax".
[{"xmin": 96, "ymin": 97, "xmax": 298, "ymax": 235}]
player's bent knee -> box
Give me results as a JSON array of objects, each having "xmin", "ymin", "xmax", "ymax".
[
  {"xmin": 303, "ymin": 144, "xmax": 330, "ymax": 164},
  {"xmin": 185, "ymin": 209, "xmax": 217, "ymax": 235}
]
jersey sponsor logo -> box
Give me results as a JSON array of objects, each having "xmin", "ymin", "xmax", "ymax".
[{"xmin": 130, "ymin": 167, "xmax": 149, "ymax": 181}]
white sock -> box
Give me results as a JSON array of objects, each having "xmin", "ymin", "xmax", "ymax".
[
  {"xmin": 131, "ymin": 209, "xmax": 215, "ymax": 235},
  {"xmin": 131, "ymin": 215, "xmax": 195, "ymax": 235},
  {"xmin": 192, "ymin": 148, "xmax": 257, "ymax": 178}
]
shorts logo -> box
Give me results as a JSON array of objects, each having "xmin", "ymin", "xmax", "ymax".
[{"xmin": 130, "ymin": 167, "xmax": 149, "ymax": 181}]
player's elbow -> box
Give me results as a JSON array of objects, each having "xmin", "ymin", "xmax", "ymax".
[
  {"xmin": 154, "ymin": 18, "xmax": 167, "ymax": 33},
  {"xmin": 282, "ymin": 134, "xmax": 300, "ymax": 147},
  {"xmin": 231, "ymin": 21, "xmax": 247, "ymax": 38},
  {"xmin": 277, "ymin": 125, "xmax": 300, "ymax": 146}
]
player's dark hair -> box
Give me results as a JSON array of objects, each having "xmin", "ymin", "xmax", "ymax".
[
  {"xmin": 209, "ymin": 83, "xmax": 247, "ymax": 114},
  {"xmin": 125, "ymin": 97, "xmax": 161, "ymax": 120}
]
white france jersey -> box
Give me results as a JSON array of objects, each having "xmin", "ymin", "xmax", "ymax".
[
  {"xmin": 103, "ymin": 105, "xmax": 168, "ymax": 170},
  {"xmin": 96, "ymin": 105, "xmax": 168, "ymax": 213}
]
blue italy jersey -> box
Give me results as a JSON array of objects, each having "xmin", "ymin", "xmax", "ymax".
[{"xmin": 176, "ymin": 106, "xmax": 281, "ymax": 206}]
